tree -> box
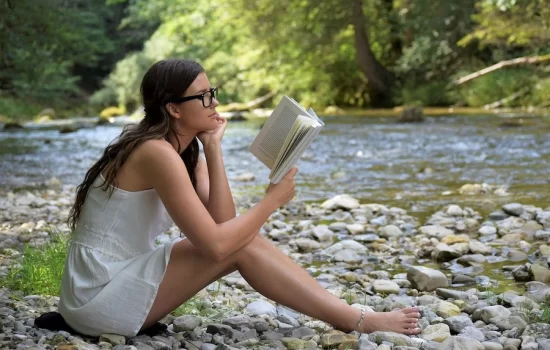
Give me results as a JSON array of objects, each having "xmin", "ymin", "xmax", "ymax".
[{"xmin": 352, "ymin": 0, "xmax": 395, "ymax": 107}]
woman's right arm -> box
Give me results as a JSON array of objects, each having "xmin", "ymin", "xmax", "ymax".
[{"xmin": 138, "ymin": 140, "xmax": 296, "ymax": 261}]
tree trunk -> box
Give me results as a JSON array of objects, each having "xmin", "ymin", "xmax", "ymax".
[{"xmin": 351, "ymin": 0, "xmax": 395, "ymax": 107}]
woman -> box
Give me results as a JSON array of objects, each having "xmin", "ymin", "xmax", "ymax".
[{"xmin": 59, "ymin": 59, "xmax": 421, "ymax": 337}]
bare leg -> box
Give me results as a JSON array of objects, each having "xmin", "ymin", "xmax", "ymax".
[{"xmin": 142, "ymin": 235, "xmax": 420, "ymax": 334}]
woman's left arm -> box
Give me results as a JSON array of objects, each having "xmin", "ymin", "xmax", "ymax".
[
  {"xmin": 201, "ymin": 144, "xmax": 236, "ymax": 223},
  {"xmin": 196, "ymin": 117, "xmax": 236, "ymax": 223}
]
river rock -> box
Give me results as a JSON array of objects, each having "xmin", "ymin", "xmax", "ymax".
[
  {"xmin": 419, "ymin": 225, "xmax": 454, "ymax": 239},
  {"xmin": 294, "ymin": 238, "xmax": 321, "ymax": 252},
  {"xmin": 529, "ymin": 264, "xmax": 550, "ymax": 283},
  {"xmin": 372, "ymin": 280, "xmax": 400, "ymax": 295},
  {"xmin": 333, "ymin": 249, "xmax": 362, "ymax": 263},
  {"xmin": 521, "ymin": 220, "xmax": 544, "ymax": 236},
  {"xmin": 502, "ymin": 203, "xmax": 524, "ymax": 217},
  {"xmin": 368, "ymin": 332, "xmax": 414, "ymax": 347},
  {"xmin": 536, "ymin": 211, "xmax": 550, "ymax": 229},
  {"xmin": 459, "ymin": 326, "xmax": 485, "ymax": 342},
  {"xmin": 469, "ymin": 241, "xmax": 492, "ymax": 255},
  {"xmin": 488, "ymin": 211, "xmax": 508, "ymax": 221},
  {"xmin": 457, "ymin": 254, "xmax": 486, "ymax": 267},
  {"xmin": 420, "ymin": 324, "xmax": 451, "ymax": 342},
  {"xmin": 439, "ymin": 336, "xmax": 484, "ymax": 350},
  {"xmin": 357, "ymin": 335, "xmax": 377, "ymax": 350},
  {"xmin": 435, "ymin": 301, "xmax": 461, "ymax": 318},
  {"xmin": 445, "ymin": 205, "xmax": 464, "ymax": 216},
  {"xmin": 522, "ymin": 323, "xmax": 550, "ymax": 339},
  {"xmin": 319, "ymin": 331, "xmax": 357, "ymax": 348},
  {"xmin": 173, "ymin": 315, "xmax": 202, "ymax": 332},
  {"xmin": 444, "ymin": 316, "xmax": 474, "ymax": 333},
  {"xmin": 321, "ymin": 194, "xmax": 360, "ymax": 210},
  {"xmin": 379, "ymin": 225, "xmax": 404, "ymax": 238},
  {"xmin": 480, "ymin": 306, "xmax": 511, "ymax": 324},
  {"xmin": 432, "ymin": 243, "xmax": 462, "ymax": 262},
  {"xmin": 99, "ymin": 334, "xmax": 126, "ymax": 346},
  {"xmin": 246, "ymin": 300, "xmax": 276, "ymax": 316},
  {"xmin": 435, "ymin": 288, "xmax": 470, "ymax": 300},
  {"xmin": 535, "ymin": 230, "xmax": 550, "ymax": 241},
  {"xmin": 481, "ymin": 342, "xmax": 503, "ymax": 350},
  {"xmin": 312, "ymin": 225, "xmax": 334, "ymax": 241},
  {"xmin": 235, "ymin": 172, "xmax": 255, "ymax": 182},
  {"xmin": 346, "ymin": 224, "xmax": 364, "ymax": 235},
  {"xmin": 525, "ymin": 281, "xmax": 550, "ymax": 303},
  {"xmin": 479, "ymin": 225, "xmax": 498, "ymax": 235},
  {"xmin": 539, "ymin": 245, "xmax": 550, "ymax": 256},
  {"xmin": 407, "ymin": 266, "xmax": 448, "ymax": 291},
  {"xmin": 496, "ymin": 217, "xmax": 526, "ymax": 235},
  {"xmin": 325, "ymin": 240, "xmax": 367, "ymax": 254}
]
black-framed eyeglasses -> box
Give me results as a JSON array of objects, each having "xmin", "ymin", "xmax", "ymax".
[{"xmin": 168, "ymin": 87, "xmax": 218, "ymax": 108}]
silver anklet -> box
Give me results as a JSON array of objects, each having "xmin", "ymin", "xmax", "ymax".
[{"xmin": 355, "ymin": 308, "xmax": 365, "ymax": 331}]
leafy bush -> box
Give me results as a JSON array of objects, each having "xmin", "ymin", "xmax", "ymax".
[
  {"xmin": 0, "ymin": 97, "xmax": 44, "ymax": 121},
  {"xmin": 398, "ymin": 81, "xmax": 453, "ymax": 106}
]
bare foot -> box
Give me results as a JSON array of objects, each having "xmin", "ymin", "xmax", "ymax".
[{"xmin": 358, "ymin": 307, "xmax": 421, "ymax": 335}]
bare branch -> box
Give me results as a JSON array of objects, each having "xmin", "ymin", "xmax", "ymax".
[{"xmin": 455, "ymin": 54, "xmax": 550, "ymax": 85}]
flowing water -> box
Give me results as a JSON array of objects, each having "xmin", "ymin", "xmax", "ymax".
[{"xmin": 2, "ymin": 115, "xmax": 549, "ymax": 218}]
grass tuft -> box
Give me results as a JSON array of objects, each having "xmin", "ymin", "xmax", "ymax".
[{"xmin": 1, "ymin": 231, "xmax": 69, "ymax": 296}]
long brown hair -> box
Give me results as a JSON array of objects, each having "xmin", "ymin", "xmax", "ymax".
[{"xmin": 68, "ymin": 59, "xmax": 204, "ymax": 231}]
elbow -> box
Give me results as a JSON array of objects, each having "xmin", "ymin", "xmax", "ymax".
[{"xmin": 208, "ymin": 242, "xmax": 229, "ymax": 263}]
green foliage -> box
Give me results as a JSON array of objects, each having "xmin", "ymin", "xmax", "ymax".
[
  {"xmin": 457, "ymin": 68, "xmax": 538, "ymax": 107},
  {"xmin": 2, "ymin": 0, "xmax": 550, "ymax": 113},
  {"xmin": 460, "ymin": 0, "xmax": 550, "ymax": 49},
  {"xmin": 1, "ymin": 232, "xmax": 69, "ymax": 296},
  {"xmin": 398, "ymin": 81, "xmax": 452, "ymax": 107},
  {"xmin": 0, "ymin": 97, "xmax": 44, "ymax": 122}
]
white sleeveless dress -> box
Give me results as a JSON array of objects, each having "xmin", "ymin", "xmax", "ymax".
[{"xmin": 59, "ymin": 174, "xmax": 182, "ymax": 337}]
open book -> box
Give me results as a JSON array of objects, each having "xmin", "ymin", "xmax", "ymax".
[{"xmin": 249, "ymin": 96, "xmax": 324, "ymax": 184}]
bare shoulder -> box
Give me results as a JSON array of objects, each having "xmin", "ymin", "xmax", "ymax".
[
  {"xmin": 135, "ymin": 139, "xmax": 182, "ymax": 165},
  {"xmin": 137, "ymin": 139, "xmax": 176, "ymax": 156}
]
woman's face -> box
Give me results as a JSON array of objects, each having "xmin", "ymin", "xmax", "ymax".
[{"xmin": 167, "ymin": 72, "xmax": 220, "ymax": 132}]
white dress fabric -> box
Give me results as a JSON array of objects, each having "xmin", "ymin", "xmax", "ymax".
[{"xmin": 59, "ymin": 174, "xmax": 182, "ymax": 337}]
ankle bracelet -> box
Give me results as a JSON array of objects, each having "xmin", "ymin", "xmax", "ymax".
[{"xmin": 355, "ymin": 308, "xmax": 365, "ymax": 331}]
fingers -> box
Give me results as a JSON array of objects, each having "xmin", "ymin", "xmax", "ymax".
[{"xmin": 284, "ymin": 167, "xmax": 298, "ymax": 179}]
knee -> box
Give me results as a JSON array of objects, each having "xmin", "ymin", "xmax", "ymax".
[{"xmin": 235, "ymin": 232, "xmax": 265, "ymax": 259}]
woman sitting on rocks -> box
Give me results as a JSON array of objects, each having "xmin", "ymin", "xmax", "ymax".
[{"xmin": 58, "ymin": 59, "xmax": 421, "ymax": 337}]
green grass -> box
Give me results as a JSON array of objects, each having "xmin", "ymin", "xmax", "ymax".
[
  {"xmin": 171, "ymin": 297, "xmax": 214, "ymax": 318},
  {"xmin": 1, "ymin": 231, "xmax": 69, "ymax": 296}
]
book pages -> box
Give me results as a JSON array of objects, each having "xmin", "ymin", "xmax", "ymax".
[{"xmin": 249, "ymin": 95, "xmax": 324, "ymax": 183}]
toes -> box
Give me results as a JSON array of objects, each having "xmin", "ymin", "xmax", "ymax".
[
  {"xmin": 401, "ymin": 307, "xmax": 420, "ymax": 315},
  {"xmin": 405, "ymin": 312, "xmax": 421, "ymax": 319},
  {"xmin": 407, "ymin": 327, "xmax": 421, "ymax": 335}
]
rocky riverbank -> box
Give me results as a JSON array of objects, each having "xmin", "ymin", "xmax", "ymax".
[{"xmin": 1, "ymin": 182, "xmax": 550, "ymax": 350}]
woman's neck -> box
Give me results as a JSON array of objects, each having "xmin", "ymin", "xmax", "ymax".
[{"xmin": 166, "ymin": 126, "xmax": 197, "ymax": 153}]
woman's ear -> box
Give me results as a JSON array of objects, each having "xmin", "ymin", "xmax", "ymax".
[{"xmin": 165, "ymin": 103, "xmax": 181, "ymax": 119}]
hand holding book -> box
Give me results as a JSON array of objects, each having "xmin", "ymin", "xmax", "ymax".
[{"xmin": 265, "ymin": 166, "xmax": 298, "ymax": 208}]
